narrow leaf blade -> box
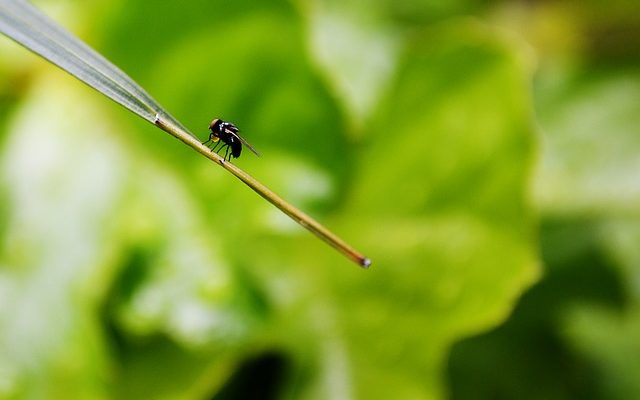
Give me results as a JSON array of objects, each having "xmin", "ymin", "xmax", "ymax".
[{"xmin": 0, "ymin": 0, "xmax": 191, "ymax": 134}]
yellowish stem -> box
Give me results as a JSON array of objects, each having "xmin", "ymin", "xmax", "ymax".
[{"xmin": 154, "ymin": 114, "xmax": 371, "ymax": 268}]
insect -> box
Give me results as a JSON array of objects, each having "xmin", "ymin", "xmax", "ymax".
[{"xmin": 202, "ymin": 118, "xmax": 260, "ymax": 161}]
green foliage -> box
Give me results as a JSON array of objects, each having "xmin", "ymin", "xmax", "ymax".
[
  {"xmin": 447, "ymin": 1, "xmax": 640, "ymax": 398},
  {"xmin": 11, "ymin": 0, "xmax": 632, "ymax": 399}
]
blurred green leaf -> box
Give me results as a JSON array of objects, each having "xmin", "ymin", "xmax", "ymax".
[
  {"xmin": 0, "ymin": 75, "xmax": 260, "ymax": 399},
  {"xmin": 448, "ymin": 218, "xmax": 624, "ymax": 400},
  {"xmin": 564, "ymin": 304, "xmax": 640, "ymax": 400},
  {"xmin": 235, "ymin": 20, "xmax": 539, "ymax": 399},
  {"xmin": 448, "ymin": 36, "xmax": 640, "ymax": 397},
  {"xmin": 560, "ymin": 220, "xmax": 640, "ymax": 400},
  {"xmin": 532, "ymin": 62, "xmax": 640, "ymax": 399},
  {"xmin": 305, "ymin": 2, "xmax": 401, "ymax": 129},
  {"xmin": 534, "ymin": 68, "xmax": 640, "ymax": 216},
  {"xmin": 0, "ymin": 1, "xmax": 543, "ymax": 399},
  {"xmin": 0, "ymin": 77, "xmax": 124, "ymax": 400},
  {"xmin": 339, "ymin": 24, "xmax": 537, "ymax": 400}
]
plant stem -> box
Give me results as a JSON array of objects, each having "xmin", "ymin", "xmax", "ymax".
[{"xmin": 154, "ymin": 114, "xmax": 371, "ymax": 269}]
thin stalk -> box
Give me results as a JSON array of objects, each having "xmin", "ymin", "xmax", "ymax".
[{"xmin": 154, "ymin": 115, "xmax": 371, "ymax": 268}]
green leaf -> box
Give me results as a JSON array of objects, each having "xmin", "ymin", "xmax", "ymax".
[
  {"xmin": 0, "ymin": 74, "xmax": 262, "ymax": 399},
  {"xmin": 534, "ymin": 68, "xmax": 640, "ymax": 216},
  {"xmin": 448, "ymin": 57, "xmax": 640, "ymax": 399},
  {"xmin": 0, "ymin": 2, "xmax": 541, "ymax": 399},
  {"xmin": 146, "ymin": 13, "xmax": 350, "ymax": 177},
  {"xmin": 306, "ymin": 2, "xmax": 401, "ymax": 128},
  {"xmin": 561, "ymin": 220, "xmax": 640, "ymax": 400},
  {"xmin": 237, "ymin": 20, "xmax": 539, "ymax": 399},
  {"xmin": 531, "ymin": 63, "xmax": 640, "ymax": 399},
  {"xmin": 0, "ymin": 78, "xmax": 124, "ymax": 400},
  {"xmin": 563, "ymin": 303, "xmax": 640, "ymax": 400},
  {"xmin": 338, "ymin": 23, "xmax": 538, "ymax": 398}
]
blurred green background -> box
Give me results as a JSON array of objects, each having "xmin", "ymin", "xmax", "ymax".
[{"xmin": 0, "ymin": 0, "xmax": 638, "ymax": 399}]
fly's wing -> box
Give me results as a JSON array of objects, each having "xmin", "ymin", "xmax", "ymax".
[{"xmin": 226, "ymin": 129, "xmax": 261, "ymax": 157}]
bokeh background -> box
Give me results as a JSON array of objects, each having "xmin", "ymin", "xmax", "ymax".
[{"xmin": 0, "ymin": 0, "xmax": 638, "ymax": 399}]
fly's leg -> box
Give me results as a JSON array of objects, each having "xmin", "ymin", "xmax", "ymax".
[{"xmin": 215, "ymin": 143, "xmax": 228, "ymax": 160}]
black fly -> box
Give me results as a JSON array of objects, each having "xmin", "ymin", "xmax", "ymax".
[{"xmin": 203, "ymin": 118, "xmax": 260, "ymax": 161}]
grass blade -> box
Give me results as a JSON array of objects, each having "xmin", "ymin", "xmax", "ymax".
[
  {"xmin": 0, "ymin": 0, "xmax": 370, "ymax": 268},
  {"xmin": 0, "ymin": 0, "xmax": 188, "ymax": 132}
]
